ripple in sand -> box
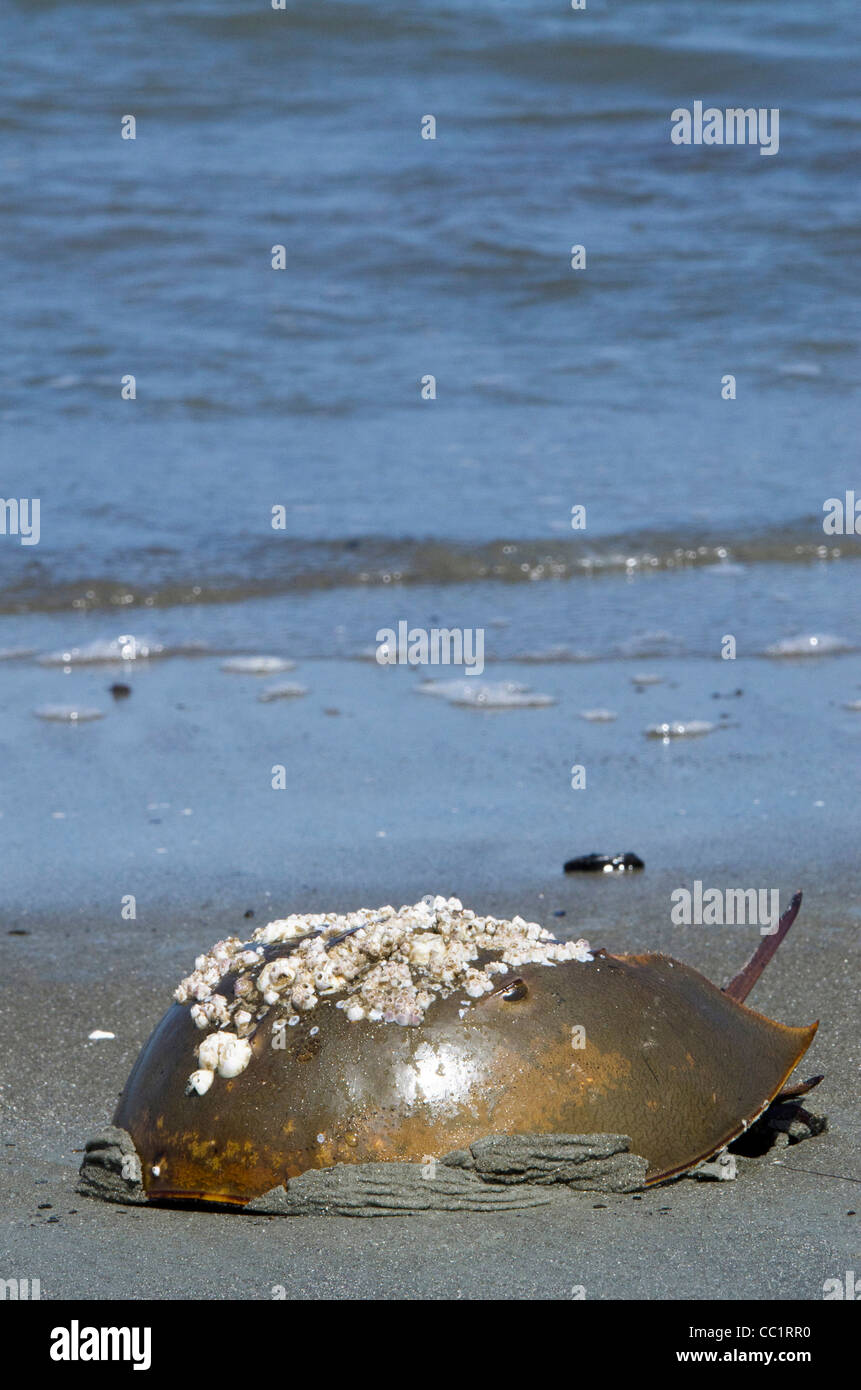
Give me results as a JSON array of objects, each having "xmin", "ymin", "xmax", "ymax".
[
  {"xmin": 765, "ymin": 633, "xmax": 851, "ymax": 658},
  {"xmin": 222, "ymin": 656, "xmax": 296, "ymax": 674},
  {"xmin": 34, "ymin": 704, "xmax": 104, "ymax": 723},
  {"xmin": 844, "ymin": 700, "xmax": 861, "ymax": 711},
  {"xmin": 579, "ymin": 708, "xmax": 617, "ymax": 722},
  {"xmin": 645, "ymin": 720, "xmax": 715, "ymax": 740},
  {"xmin": 258, "ymin": 682, "xmax": 308, "ymax": 702},
  {"xmin": 632, "ymin": 673, "xmax": 663, "ymax": 686},
  {"xmin": 417, "ymin": 679, "xmax": 556, "ymax": 708},
  {"xmin": 38, "ymin": 636, "xmax": 163, "ymax": 666}
]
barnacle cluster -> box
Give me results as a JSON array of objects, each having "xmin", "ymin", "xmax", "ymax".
[{"xmin": 174, "ymin": 897, "xmax": 593, "ymax": 1093}]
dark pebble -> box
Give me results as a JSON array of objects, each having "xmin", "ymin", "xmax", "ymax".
[
  {"xmin": 109, "ymin": 682, "xmax": 132, "ymax": 699},
  {"xmin": 244, "ymin": 909, "xmax": 255, "ymax": 919},
  {"xmin": 564, "ymin": 852, "xmax": 645, "ymax": 874}
]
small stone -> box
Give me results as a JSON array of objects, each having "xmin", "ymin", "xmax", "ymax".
[{"xmin": 564, "ymin": 852, "xmax": 644, "ymax": 874}]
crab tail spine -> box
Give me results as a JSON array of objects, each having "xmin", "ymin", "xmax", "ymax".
[{"xmin": 723, "ymin": 890, "xmax": 802, "ymax": 1003}]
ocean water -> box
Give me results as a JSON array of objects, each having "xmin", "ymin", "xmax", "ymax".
[
  {"xmin": 2, "ymin": 0, "xmax": 859, "ymax": 651},
  {"xmin": 1, "ymin": 0, "xmax": 860, "ymax": 880}
]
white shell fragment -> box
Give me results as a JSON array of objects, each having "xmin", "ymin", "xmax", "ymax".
[
  {"xmin": 186, "ymin": 1069, "xmax": 215, "ymax": 1096},
  {"xmin": 221, "ymin": 656, "xmax": 296, "ymax": 674},
  {"xmin": 765, "ymin": 633, "xmax": 850, "ymax": 658},
  {"xmin": 258, "ymin": 681, "xmax": 308, "ymax": 702},
  {"xmin": 37, "ymin": 636, "xmax": 163, "ymax": 666},
  {"xmin": 176, "ymin": 898, "xmax": 593, "ymax": 1092},
  {"xmin": 691, "ymin": 1149, "xmax": 738, "ymax": 1181},
  {"xmin": 416, "ymin": 679, "xmax": 556, "ymax": 708},
  {"xmin": 34, "ymin": 705, "xmax": 105, "ymax": 723}
]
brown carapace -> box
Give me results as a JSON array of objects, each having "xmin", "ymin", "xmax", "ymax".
[{"xmin": 111, "ymin": 892, "xmax": 817, "ymax": 1203}]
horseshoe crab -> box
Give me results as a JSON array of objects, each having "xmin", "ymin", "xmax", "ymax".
[{"xmin": 80, "ymin": 892, "xmax": 819, "ymax": 1208}]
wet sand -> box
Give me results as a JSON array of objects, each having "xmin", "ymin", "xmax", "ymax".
[
  {"xmin": 1, "ymin": 653, "xmax": 859, "ymax": 1299},
  {"xmin": 2, "ymin": 877, "xmax": 858, "ymax": 1301}
]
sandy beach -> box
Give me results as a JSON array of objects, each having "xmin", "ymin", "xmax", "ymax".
[
  {"xmin": 2, "ymin": 648, "xmax": 859, "ymax": 1301},
  {"xmin": 3, "ymin": 0, "xmax": 859, "ymax": 1318}
]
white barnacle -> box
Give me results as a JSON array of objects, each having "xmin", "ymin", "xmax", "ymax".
[
  {"xmin": 463, "ymin": 972, "xmax": 493, "ymax": 999},
  {"xmin": 291, "ymin": 982, "xmax": 318, "ymax": 1012},
  {"xmin": 178, "ymin": 899, "xmax": 598, "ymax": 1072},
  {"xmin": 186, "ymin": 1069, "xmax": 214, "ymax": 1096},
  {"xmin": 190, "ymin": 993, "xmax": 230, "ymax": 1029},
  {"xmin": 408, "ymin": 932, "xmax": 445, "ymax": 968},
  {"xmin": 196, "ymin": 1030, "xmax": 252, "ymax": 1078},
  {"xmin": 216, "ymin": 1033, "xmax": 252, "ymax": 1079},
  {"xmin": 258, "ymin": 958, "xmax": 296, "ymax": 997},
  {"xmin": 197, "ymin": 1033, "xmax": 223, "ymax": 1071},
  {"xmin": 317, "ymin": 973, "xmax": 346, "ymax": 997}
]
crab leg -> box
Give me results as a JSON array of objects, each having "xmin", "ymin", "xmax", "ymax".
[
  {"xmin": 723, "ymin": 889, "xmax": 803, "ymax": 1003},
  {"xmin": 772, "ymin": 1074, "xmax": 823, "ymax": 1103}
]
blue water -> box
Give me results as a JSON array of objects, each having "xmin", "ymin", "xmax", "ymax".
[
  {"xmin": 2, "ymin": 0, "xmax": 860, "ymax": 650},
  {"xmin": 1, "ymin": 1, "xmax": 861, "ymax": 923}
]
